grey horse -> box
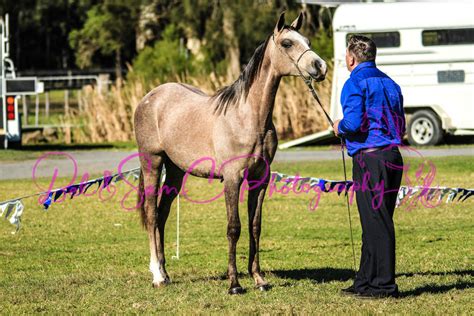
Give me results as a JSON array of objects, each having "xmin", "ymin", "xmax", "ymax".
[{"xmin": 134, "ymin": 12, "xmax": 327, "ymax": 294}]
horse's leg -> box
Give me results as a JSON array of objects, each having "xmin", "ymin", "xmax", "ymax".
[
  {"xmin": 154, "ymin": 159, "xmax": 184, "ymax": 285},
  {"xmin": 247, "ymin": 172, "xmax": 270, "ymax": 291},
  {"xmin": 139, "ymin": 153, "xmax": 166, "ymax": 288},
  {"xmin": 224, "ymin": 176, "xmax": 244, "ymax": 294}
]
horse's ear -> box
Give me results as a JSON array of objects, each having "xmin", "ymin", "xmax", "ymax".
[
  {"xmin": 290, "ymin": 11, "xmax": 304, "ymax": 31},
  {"xmin": 274, "ymin": 11, "xmax": 286, "ymax": 33}
]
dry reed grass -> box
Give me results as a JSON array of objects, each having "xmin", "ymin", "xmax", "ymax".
[{"xmin": 65, "ymin": 64, "xmax": 333, "ymax": 144}]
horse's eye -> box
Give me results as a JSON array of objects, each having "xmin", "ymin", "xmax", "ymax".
[{"xmin": 281, "ymin": 40, "xmax": 293, "ymax": 48}]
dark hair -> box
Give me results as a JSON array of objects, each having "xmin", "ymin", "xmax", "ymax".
[
  {"xmin": 347, "ymin": 35, "xmax": 377, "ymax": 63},
  {"xmin": 211, "ymin": 35, "xmax": 271, "ymax": 115}
]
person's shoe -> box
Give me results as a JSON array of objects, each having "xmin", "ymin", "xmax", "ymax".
[
  {"xmin": 356, "ymin": 290, "xmax": 400, "ymax": 299},
  {"xmin": 340, "ymin": 285, "xmax": 357, "ymax": 296}
]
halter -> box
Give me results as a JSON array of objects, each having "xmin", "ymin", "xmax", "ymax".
[
  {"xmin": 272, "ymin": 34, "xmax": 334, "ymax": 126},
  {"xmin": 272, "ymin": 34, "xmax": 313, "ymax": 85}
]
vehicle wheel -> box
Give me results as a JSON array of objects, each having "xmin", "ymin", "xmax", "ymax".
[{"xmin": 407, "ymin": 110, "xmax": 444, "ymax": 146}]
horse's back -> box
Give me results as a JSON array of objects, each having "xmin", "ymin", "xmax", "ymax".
[{"xmin": 134, "ymin": 82, "xmax": 215, "ymax": 161}]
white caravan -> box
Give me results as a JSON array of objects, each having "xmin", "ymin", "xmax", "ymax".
[
  {"xmin": 331, "ymin": 2, "xmax": 474, "ymax": 146},
  {"xmin": 281, "ymin": 2, "xmax": 474, "ymax": 148}
]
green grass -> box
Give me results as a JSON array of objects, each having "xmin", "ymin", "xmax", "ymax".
[
  {"xmin": 281, "ymin": 143, "xmax": 474, "ymax": 152},
  {"xmin": 0, "ymin": 157, "xmax": 473, "ymax": 313},
  {"xmin": 21, "ymin": 90, "xmax": 82, "ymax": 126},
  {"xmin": 281, "ymin": 144, "xmax": 338, "ymax": 151},
  {"xmin": 23, "ymin": 111, "xmax": 63, "ymax": 126},
  {"xmin": 0, "ymin": 141, "xmax": 137, "ymax": 162},
  {"xmin": 1, "ymin": 141, "xmax": 471, "ymax": 163}
]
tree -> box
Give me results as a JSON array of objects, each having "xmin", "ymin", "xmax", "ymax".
[
  {"xmin": 132, "ymin": 24, "xmax": 191, "ymax": 83},
  {"xmin": 131, "ymin": 1, "xmax": 329, "ymax": 82},
  {"xmin": 69, "ymin": 2, "xmax": 139, "ymax": 79},
  {"xmin": 0, "ymin": 0, "xmax": 95, "ymax": 71},
  {"xmin": 222, "ymin": 4, "xmax": 240, "ymax": 80}
]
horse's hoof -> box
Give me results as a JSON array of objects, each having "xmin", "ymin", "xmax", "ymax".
[
  {"xmin": 228, "ymin": 286, "xmax": 246, "ymax": 295},
  {"xmin": 152, "ymin": 279, "xmax": 170, "ymax": 288},
  {"xmin": 256, "ymin": 283, "xmax": 271, "ymax": 291}
]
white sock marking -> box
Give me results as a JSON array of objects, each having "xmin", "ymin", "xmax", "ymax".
[{"xmin": 150, "ymin": 257, "xmax": 165, "ymax": 283}]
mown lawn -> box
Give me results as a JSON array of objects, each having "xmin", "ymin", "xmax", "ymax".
[
  {"xmin": 0, "ymin": 156, "xmax": 473, "ymax": 313},
  {"xmin": 0, "ymin": 141, "xmax": 137, "ymax": 162}
]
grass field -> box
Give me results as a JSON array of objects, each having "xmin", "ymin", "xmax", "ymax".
[
  {"xmin": 0, "ymin": 156, "xmax": 473, "ymax": 313},
  {"xmin": 0, "ymin": 141, "xmax": 137, "ymax": 162},
  {"xmin": 1, "ymin": 141, "xmax": 472, "ymax": 163}
]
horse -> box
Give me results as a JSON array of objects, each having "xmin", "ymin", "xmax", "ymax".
[{"xmin": 134, "ymin": 12, "xmax": 327, "ymax": 294}]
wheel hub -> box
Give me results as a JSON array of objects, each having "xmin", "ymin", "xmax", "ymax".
[{"xmin": 411, "ymin": 118, "xmax": 434, "ymax": 145}]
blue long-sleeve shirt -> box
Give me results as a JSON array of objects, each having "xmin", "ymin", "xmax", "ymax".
[{"xmin": 338, "ymin": 61, "xmax": 405, "ymax": 156}]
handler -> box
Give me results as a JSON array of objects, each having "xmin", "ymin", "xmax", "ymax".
[{"xmin": 333, "ymin": 35, "xmax": 405, "ymax": 299}]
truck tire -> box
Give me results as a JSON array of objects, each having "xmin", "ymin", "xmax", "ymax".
[{"xmin": 407, "ymin": 110, "xmax": 444, "ymax": 146}]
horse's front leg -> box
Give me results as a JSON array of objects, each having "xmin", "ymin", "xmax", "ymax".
[
  {"xmin": 224, "ymin": 176, "xmax": 244, "ymax": 294},
  {"xmin": 247, "ymin": 172, "xmax": 270, "ymax": 291}
]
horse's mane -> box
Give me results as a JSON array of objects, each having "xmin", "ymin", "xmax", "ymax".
[{"xmin": 212, "ymin": 35, "xmax": 271, "ymax": 115}]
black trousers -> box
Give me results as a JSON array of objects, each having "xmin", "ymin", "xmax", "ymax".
[{"xmin": 352, "ymin": 146, "xmax": 403, "ymax": 295}]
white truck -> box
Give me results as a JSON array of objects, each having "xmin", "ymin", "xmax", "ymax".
[
  {"xmin": 281, "ymin": 2, "xmax": 474, "ymax": 148},
  {"xmin": 1, "ymin": 14, "xmax": 43, "ymax": 149}
]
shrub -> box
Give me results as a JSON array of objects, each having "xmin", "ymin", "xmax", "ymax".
[{"xmin": 131, "ymin": 25, "xmax": 193, "ymax": 83}]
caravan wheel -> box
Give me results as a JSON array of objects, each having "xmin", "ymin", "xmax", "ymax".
[{"xmin": 408, "ymin": 110, "xmax": 444, "ymax": 146}]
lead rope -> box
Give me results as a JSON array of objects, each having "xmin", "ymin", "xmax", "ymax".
[
  {"xmin": 302, "ymin": 77, "xmax": 357, "ymax": 276},
  {"xmin": 273, "ymin": 35, "xmax": 357, "ymax": 275}
]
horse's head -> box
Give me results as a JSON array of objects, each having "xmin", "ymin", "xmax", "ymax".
[{"xmin": 270, "ymin": 12, "xmax": 327, "ymax": 82}]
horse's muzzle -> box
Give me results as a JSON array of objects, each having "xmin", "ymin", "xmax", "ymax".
[
  {"xmin": 309, "ymin": 58, "xmax": 327, "ymax": 82},
  {"xmin": 310, "ymin": 72, "xmax": 326, "ymax": 82}
]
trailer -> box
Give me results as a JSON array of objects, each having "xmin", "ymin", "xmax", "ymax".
[
  {"xmin": 281, "ymin": 2, "xmax": 474, "ymax": 148},
  {"xmin": 1, "ymin": 14, "xmax": 43, "ymax": 149}
]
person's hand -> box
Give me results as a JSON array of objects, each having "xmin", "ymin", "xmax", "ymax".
[{"xmin": 333, "ymin": 119, "xmax": 341, "ymax": 137}]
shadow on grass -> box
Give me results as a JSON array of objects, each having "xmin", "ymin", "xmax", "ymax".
[
  {"xmin": 185, "ymin": 269, "xmax": 473, "ymax": 297},
  {"xmin": 271, "ymin": 267, "xmax": 354, "ymax": 283},
  {"xmin": 187, "ymin": 268, "xmax": 354, "ymax": 284},
  {"xmin": 400, "ymin": 281, "xmax": 474, "ymax": 297},
  {"xmin": 442, "ymin": 135, "xmax": 474, "ymax": 145},
  {"xmin": 397, "ymin": 269, "xmax": 474, "ymax": 297},
  {"xmin": 398, "ymin": 269, "xmax": 474, "ymax": 278},
  {"xmin": 189, "ymin": 272, "xmax": 247, "ymax": 283}
]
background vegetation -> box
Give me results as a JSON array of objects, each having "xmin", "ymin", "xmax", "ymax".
[
  {"xmin": 0, "ymin": 1, "xmax": 333, "ymax": 78},
  {"xmin": 1, "ymin": 0, "xmax": 336, "ymax": 142}
]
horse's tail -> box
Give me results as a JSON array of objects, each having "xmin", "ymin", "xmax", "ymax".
[{"xmin": 138, "ymin": 168, "xmax": 147, "ymax": 229}]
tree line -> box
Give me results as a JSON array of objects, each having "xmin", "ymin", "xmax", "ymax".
[{"xmin": 0, "ymin": 0, "xmax": 333, "ymax": 82}]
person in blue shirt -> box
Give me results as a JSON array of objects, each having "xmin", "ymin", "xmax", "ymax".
[{"xmin": 333, "ymin": 35, "xmax": 405, "ymax": 299}]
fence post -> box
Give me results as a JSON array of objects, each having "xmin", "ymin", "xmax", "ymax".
[
  {"xmin": 45, "ymin": 91, "xmax": 49, "ymax": 118},
  {"xmin": 64, "ymin": 90, "xmax": 69, "ymax": 115},
  {"xmin": 35, "ymin": 94, "xmax": 39, "ymax": 126},
  {"xmin": 22, "ymin": 95, "xmax": 28, "ymax": 125},
  {"xmin": 97, "ymin": 74, "xmax": 110, "ymax": 96},
  {"xmin": 77, "ymin": 89, "xmax": 83, "ymax": 112}
]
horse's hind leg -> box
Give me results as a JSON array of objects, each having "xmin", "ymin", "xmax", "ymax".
[
  {"xmin": 139, "ymin": 153, "xmax": 166, "ymax": 288},
  {"xmin": 153, "ymin": 158, "xmax": 184, "ymax": 286}
]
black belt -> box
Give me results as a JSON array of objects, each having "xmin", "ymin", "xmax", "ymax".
[{"xmin": 359, "ymin": 145, "xmax": 391, "ymax": 154}]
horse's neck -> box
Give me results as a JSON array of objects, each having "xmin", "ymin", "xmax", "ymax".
[{"xmin": 243, "ymin": 64, "xmax": 281, "ymax": 131}]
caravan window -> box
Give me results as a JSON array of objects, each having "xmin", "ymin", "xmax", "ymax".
[
  {"xmin": 422, "ymin": 28, "xmax": 474, "ymax": 46},
  {"xmin": 346, "ymin": 32, "xmax": 400, "ymax": 48}
]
